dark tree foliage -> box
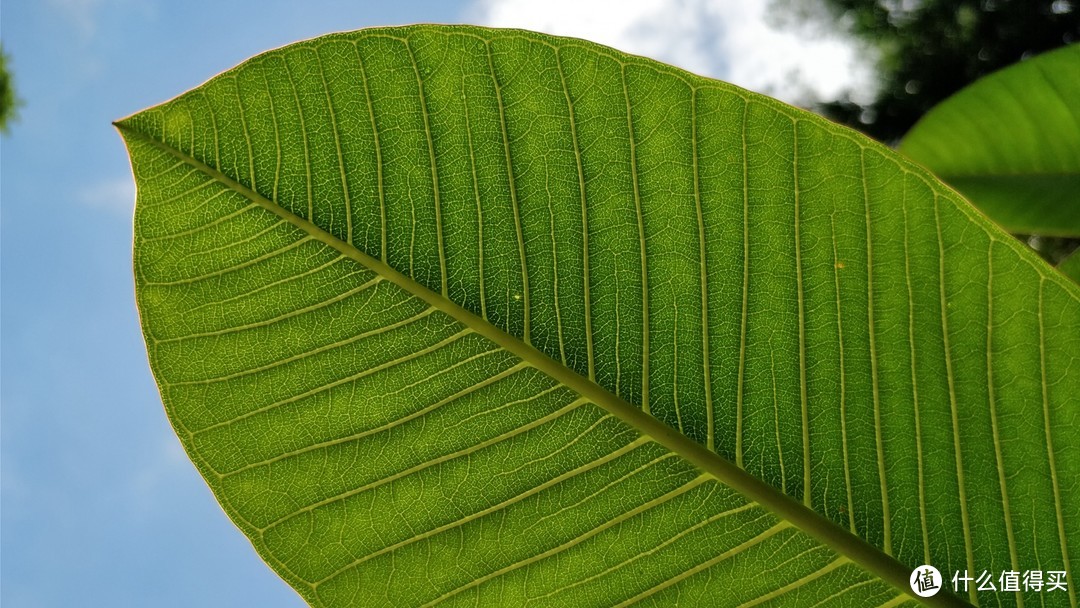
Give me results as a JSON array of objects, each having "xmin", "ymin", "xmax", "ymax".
[
  {"xmin": 0, "ymin": 43, "xmax": 19, "ymax": 134},
  {"xmin": 1, "ymin": 43, "xmax": 18, "ymax": 133},
  {"xmin": 777, "ymin": 0, "xmax": 1079, "ymax": 144}
]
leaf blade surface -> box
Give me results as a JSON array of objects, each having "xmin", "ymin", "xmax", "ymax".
[{"xmin": 120, "ymin": 25, "xmax": 1080, "ymax": 607}]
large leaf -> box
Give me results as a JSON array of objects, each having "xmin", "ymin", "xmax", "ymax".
[
  {"xmin": 899, "ymin": 44, "xmax": 1080, "ymax": 236},
  {"xmin": 117, "ymin": 26, "xmax": 1080, "ymax": 607}
]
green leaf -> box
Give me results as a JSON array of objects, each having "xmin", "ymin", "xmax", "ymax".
[
  {"xmin": 118, "ymin": 26, "xmax": 1079, "ymax": 607},
  {"xmin": 899, "ymin": 44, "xmax": 1080, "ymax": 237}
]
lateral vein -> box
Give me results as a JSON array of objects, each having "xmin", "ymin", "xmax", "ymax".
[
  {"xmin": 405, "ymin": 39, "xmax": 447, "ymax": 293},
  {"xmin": 691, "ymin": 88, "xmax": 715, "ymax": 453},
  {"xmin": 861, "ymin": 149, "xmax": 891, "ymax": 555},
  {"xmin": 934, "ymin": 192, "xmax": 977, "ymax": 604},
  {"xmin": 621, "ymin": 63, "xmax": 650, "ymax": 415},
  {"xmin": 485, "ymin": 41, "xmax": 531, "ymax": 342}
]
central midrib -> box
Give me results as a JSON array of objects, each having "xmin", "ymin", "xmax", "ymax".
[{"xmin": 118, "ymin": 121, "xmax": 970, "ymax": 608}]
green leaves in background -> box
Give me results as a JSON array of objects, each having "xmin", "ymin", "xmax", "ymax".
[
  {"xmin": 899, "ymin": 44, "xmax": 1080, "ymax": 237},
  {"xmin": 1060, "ymin": 249, "xmax": 1080, "ymax": 283},
  {"xmin": 118, "ymin": 26, "xmax": 1079, "ymax": 607}
]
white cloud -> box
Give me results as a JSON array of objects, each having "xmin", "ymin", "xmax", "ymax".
[
  {"xmin": 127, "ymin": 434, "xmax": 190, "ymax": 521},
  {"xmin": 466, "ymin": 0, "xmax": 877, "ymax": 106},
  {"xmin": 47, "ymin": 0, "xmax": 155, "ymax": 42},
  {"xmin": 47, "ymin": 0, "xmax": 106, "ymax": 40},
  {"xmin": 78, "ymin": 176, "xmax": 136, "ymax": 216}
]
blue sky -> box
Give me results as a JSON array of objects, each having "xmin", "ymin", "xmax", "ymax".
[{"xmin": 0, "ymin": 2, "xmax": 863, "ymax": 605}]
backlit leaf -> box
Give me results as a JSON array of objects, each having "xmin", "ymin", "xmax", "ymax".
[{"xmin": 118, "ymin": 26, "xmax": 1079, "ymax": 607}]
